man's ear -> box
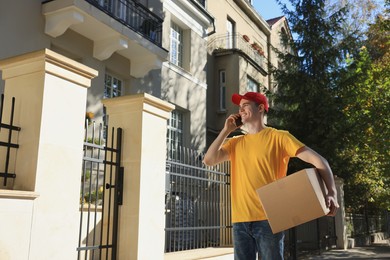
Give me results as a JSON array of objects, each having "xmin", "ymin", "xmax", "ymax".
[{"xmin": 258, "ymin": 104, "xmax": 264, "ymax": 112}]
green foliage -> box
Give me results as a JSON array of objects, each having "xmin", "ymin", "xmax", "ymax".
[
  {"xmin": 86, "ymin": 137, "xmax": 104, "ymax": 145},
  {"xmin": 271, "ymin": 0, "xmax": 353, "ymax": 160},
  {"xmin": 82, "ymin": 169, "xmax": 91, "ymax": 182},
  {"xmin": 338, "ymin": 12, "xmax": 390, "ymax": 212},
  {"xmin": 81, "ymin": 186, "xmax": 104, "ymax": 205}
]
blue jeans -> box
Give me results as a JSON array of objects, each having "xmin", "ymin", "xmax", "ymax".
[{"xmin": 233, "ymin": 221, "xmax": 284, "ymax": 260}]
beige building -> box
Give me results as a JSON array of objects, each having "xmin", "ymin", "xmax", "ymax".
[
  {"xmin": 205, "ymin": 0, "xmax": 292, "ymax": 145},
  {"xmin": 161, "ymin": 0, "xmax": 214, "ymax": 152},
  {"xmin": 0, "ymin": 0, "xmax": 290, "ymax": 152}
]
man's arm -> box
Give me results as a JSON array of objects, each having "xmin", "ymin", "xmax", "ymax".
[
  {"xmin": 203, "ymin": 115, "xmax": 238, "ymax": 166},
  {"xmin": 296, "ymin": 146, "xmax": 339, "ymax": 216}
]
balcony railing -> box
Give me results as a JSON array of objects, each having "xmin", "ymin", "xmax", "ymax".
[
  {"xmin": 192, "ymin": 0, "xmax": 206, "ymax": 7},
  {"xmin": 85, "ymin": 0, "xmax": 163, "ymax": 46},
  {"xmin": 208, "ymin": 33, "xmax": 266, "ymax": 71}
]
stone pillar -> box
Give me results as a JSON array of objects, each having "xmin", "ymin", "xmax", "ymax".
[
  {"xmin": 102, "ymin": 94, "xmax": 174, "ymax": 260},
  {"xmin": 334, "ymin": 176, "xmax": 347, "ymax": 249},
  {"xmin": 0, "ymin": 49, "xmax": 98, "ymax": 259}
]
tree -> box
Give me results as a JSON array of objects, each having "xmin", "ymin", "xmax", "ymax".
[
  {"xmin": 271, "ymin": 0, "xmax": 389, "ymax": 213},
  {"xmin": 338, "ymin": 4, "xmax": 390, "ymax": 212},
  {"xmin": 327, "ymin": 0, "xmax": 383, "ymax": 37},
  {"xmin": 270, "ymin": 0, "xmax": 355, "ymax": 167}
]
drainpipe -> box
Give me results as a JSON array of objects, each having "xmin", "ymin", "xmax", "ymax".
[
  {"xmin": 207, "ymin": 19, "xmax": 216, "ymax": 36},
  {"xmin": 189, "ymin": 0, "xmax": 216, "ymax": 36},
  {"xmin": 267, "ymin": 34, "xmax": 272, "ymax": 91}
]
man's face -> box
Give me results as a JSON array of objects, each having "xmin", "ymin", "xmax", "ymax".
[{"xmin": 238, "ymin": 99, "xmax": 258, "ymax": 123}]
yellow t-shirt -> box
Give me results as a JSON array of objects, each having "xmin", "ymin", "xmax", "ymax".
[{"xmin": 222, "ymin": 127, "xmax": 304, "ymax": 223}]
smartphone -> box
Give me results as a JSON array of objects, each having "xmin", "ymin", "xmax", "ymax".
[{"xmin": 235, "ymin": 116, "xmax": 243, "ymax": 127}]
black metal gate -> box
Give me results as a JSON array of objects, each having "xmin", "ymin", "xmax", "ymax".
[
  {"xmin": 0, "ymin": 95, "xmax": 21, "ymax": 188},
  {"xmin": 77, "ymin": 123, "xmax": 123, "ymax": 260}
]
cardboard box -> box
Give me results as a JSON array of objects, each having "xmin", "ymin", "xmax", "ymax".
[{"xmin": 256, "ymin": 168, "xmax": 329, "ymax": 234}]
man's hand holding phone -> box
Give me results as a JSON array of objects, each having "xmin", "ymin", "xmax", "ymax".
[
  {"xmin": 234, "ymin": 114, "xmax": 243, "ymax": 127},
  {"xmin": 225, "ymin": 114, "xmax": 243, "ymax": 132}
]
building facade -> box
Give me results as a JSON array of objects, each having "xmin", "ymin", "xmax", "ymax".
[
  {"xmin": 161, "ymin": 0, "xmax": 214, "ymax": 153},
  {"xmin": 0, "ymin": 0, "xmax": 290, "ymax": 152}
]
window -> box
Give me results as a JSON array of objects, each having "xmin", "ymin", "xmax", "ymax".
[
  {"xmin": 99, "ymin": 0, "xmax": 126, "ymax": 20},
  {"xmin": 219, "ymin": 70, "xmax": 226, "ymax": 111},
  {"xmin": 226, "ymin": 19, "xmax": 235, "ymax": 49},
  {"xmin": 167, "ymin": 110, "xmax": 184, "ymax": 160},
  {"xmin": 104, "ymin": 74, "xmax": 123, "ymax": 99},
  {"xmin": 170, "ymin": 23, "xmax": 183, "ymax": 67},
  {"xmin": 116, "ymin": 0, "xmax": 127, "ymax": 21},
  {"xmin": 247, "ymin": 76, "xmax": 259, "ymax": 93},
  {"xmin": 99, "ymin": 0, "xmax": 110, "ymax": 9},
  {"xmin": 103, "ymin": 74, "xmax": 123, "ymax": 133}
]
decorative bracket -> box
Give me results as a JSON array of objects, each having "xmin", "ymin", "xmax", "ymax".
[
  {"xmin": 44, "ymin": 7, "xmax": 84, "ymax": 38},
  {"xmin": 93, "ymin": 35, "xmax": 128, "ymax": 61}
]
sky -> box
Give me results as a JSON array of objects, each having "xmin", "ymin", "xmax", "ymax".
[
  {"xmin": 254, "ymin": 0, "xmax": 386, "ymax": 20},
  {"xmin": 253, "ymin": 0, "xmax": 287, "ymax": 20}
]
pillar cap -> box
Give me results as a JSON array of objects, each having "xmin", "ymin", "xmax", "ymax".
[
  {"xmin": 0, "ymin": 48, "xmax": 98, "ymax": 87},
  {"xmin": 102, "ymin": 93, "xmax": 175, "ymax": 120}
]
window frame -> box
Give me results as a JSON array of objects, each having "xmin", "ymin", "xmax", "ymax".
[
  {"xmin": 104, "ymin": 74, "xmax": 123, "ymax": 99},
  {"xmin": 170, "ymin": 22, "xmax": 184, "ymax": 67},
  {"xmin": 226, "ymin": 18, "xmax": 236, "ymax": 49},
  {"xmin": 219, "ymin": 70, "xmax": 227, "ymax": 111},
  {"xmin": 167, "ymin": 110, "xmax": 184, "ymax": 160},
  {"xmin": 246, "ymin": 76, "xmax": 260, "ymax": 93}
]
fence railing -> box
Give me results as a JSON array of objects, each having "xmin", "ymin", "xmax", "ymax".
[
  {"xmin": 0, "ymin": 94, "xmax": 21, "ymax": 188},
  {"xmin": 165, "ymin": 146, "xmax": 232, "ymax": 252},
  {"xmin": 345, "ymin": 213, "xmax": 387, "ymax": 237},
  {"xmin": 85, "ymin": 0, "xmax": 163, "ymax": 46},
  {"xmin": 207, "ymin": 33, "xmax": 267, "ymax": 72}
]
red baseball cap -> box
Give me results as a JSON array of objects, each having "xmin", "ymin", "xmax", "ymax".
[{"xmin": 232, "ymin": 92, "xmax": 269, "ymax": 112}]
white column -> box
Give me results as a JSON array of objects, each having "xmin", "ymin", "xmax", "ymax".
[
  {"xmin": 102, "ymin": 94, "xmax": 174, "ymax": 260},
  {"xmin": 334, "ymin": 176, "xmax": 347, "ymax": 249},
  {"xmin": 0, "ymin": 49, "xmax": 98, "ymax": 259}
]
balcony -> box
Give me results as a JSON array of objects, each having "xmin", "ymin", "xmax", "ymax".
[
  {"xmin": 208, "ymin": 33, "xmax": 267, "ymax": 74},
  {"xmin": 42, "ymin": 0, "xmax": 168, "ymax": 78}
]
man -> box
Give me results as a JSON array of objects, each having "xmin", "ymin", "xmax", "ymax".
[{"xmin": 203, "ymin": 92, "xmax": 339, "ymax": 260}]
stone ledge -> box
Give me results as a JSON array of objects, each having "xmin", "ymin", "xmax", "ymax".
[
  {"xmin": 0, "ymin": 189, "xmax": 39, "ymax": 200},
  {"xmin": 348, "ymin": 232, "xmax": 389, "ymax": 248}
]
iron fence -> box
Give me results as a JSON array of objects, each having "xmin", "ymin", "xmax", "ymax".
[
  {"xmin": 165, "ymin": 146, "xmax": 232, "ymax": 252},
  {"xmin": 0, "ymin": 94, "xmax": 21, "ymax": 188},
  {"xmin": 346, "ymin": 213, "xmax": 386, "ymax": 237}
]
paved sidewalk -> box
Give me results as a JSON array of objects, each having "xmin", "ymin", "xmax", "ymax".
[
  {"xmin": 303, "ymin": 240, "xmax": 390, "ymax": 259},
  {"xmin": 164, "ymin": 240, "xmax": 390, "ymax": 259}
]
